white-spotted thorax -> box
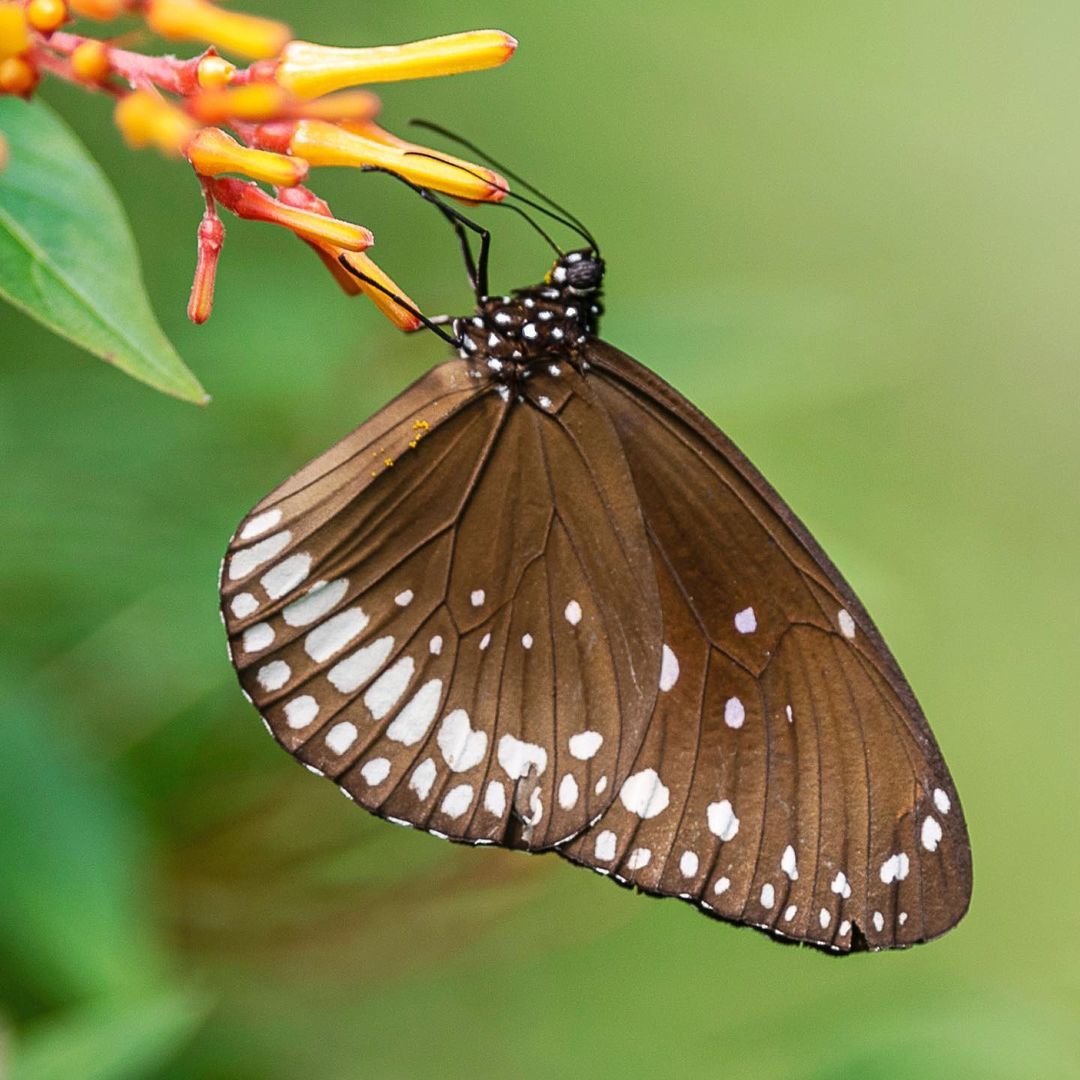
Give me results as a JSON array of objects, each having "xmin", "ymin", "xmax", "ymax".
[{"xmin": 454, "ymin": 249, "xmax": 605, "ymax": 397}]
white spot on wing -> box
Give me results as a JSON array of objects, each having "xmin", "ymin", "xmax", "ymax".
[
  {"xmin": 819, "ymin": 908, "xmax": 831, "ymax": 929},
  {"xmin": 785, "ymin": 704, "xmax": 794, "ymax": 723},
  {"xmin": 839, "ymin": 919, "xmax": 851, "ymax": 936},
  {"xmin": 386, "ymin": 679, "xmax": 443, "ymax": 745},
  {"xmin": 360, "ymin": 757, "xmax": 391, "ymax": 785},
  {"xmin": 240, "ymin": 509, "xmax": 282, "ymax": 540},
  {"xmin": 626, "ymin": 848, "xmax": 651, "ymax": 871},
  {"xmin": 257, "ymin": 660, "xmax": 290, "ymax": 691},
  {"xmin": 784, "ymin": 904, "xmax": 798, "ymax": 922},
  {"xmin": 714, "ymin": 876, "xmax": 731, "ymax": 896},
  {"xmin": 781, "ymin": 845, "xmax": 798, "ymax": 881},
  {"xmin": 558, "ymin": 773, "xmax": 578, "ymax": 810},
  {"xmin": 440, "ymin": 783, "xmax": 474, "ymax": 819},
  {"xmin": 242, "ymin": 623, "xmax": 274, "ymax": 653},
  {"xmin": 394, "ymin": 589, "xmax": 414, "ymax": 607},
  {"xmin": 497, "ymin": 734, "xmax": 547, "ymax": 779},
  {"xmin": 680, "ymin": 851, "xmax": 699, "ymax": 878},
  {"xmin": 479, "ymin": 633, "xmax": 491, "ymax": 651},
  {"xmin": 327, "ymin": 636, "xmax": 394, "ymax": 694},
  {"xmin": 261, "ymin": 553, "xmax": 312, "ymax": 599},
  {"xmin": 484, "ymin": 780, "xmax": 506, "ymax": 816},
  {"xmin": 618, "ymin": 769, "xmax": 670, "ymax": 819},
  {"xmin": 283, "ymin": 579, "xmax": 349, "ymax": 626},
  {"xmin": 706, "ymin": 799, "xmax": 739, "ymax": 841},
  {"xmin": 521, "ymin": 633, "xmax": 533, "ymax": 649},
  {"xmin": 429, "ymin": 635, "xmax": 443, "ymax": 656},
  {"xmin": 284, "ymin": 695, "xmax": 319, "ymax": 730},
  {"xmin": 873, "ymin": 911, "xmax": 885, "ymax": 932},
  {"xmin": 838, "ymin": 608, "xmax": 856, "ymax": 639},
  {"xmin": 325, "ymin": 721, "xmax": 357, "ymax": 755},
  {"xmin": 879, "ymin": 852, "xmax": 910, "ymax": 884},
  {"xmin": 364, "ymin": 656, "xmax": 415, "ymax": 720},
  {"xmin": 228, "ymin": 530, "xmax": 291, "ymax": 580},
  {"xmin": 231, "ymin": 592, "xmax": 258, "ymax": 618},
  {"xmin": 594, "ymin": 776, "xmax": 608, "ymax": 795},
  {"xmin": 734, "ymin": 606, "xmax": 757, "ymax": 634},
  {"xmin": 437, "ymin": 709, "xmax": 488, "ymax": 773},
  {"xmin": 409, "ymin": 757, "xmax": 436, "ymax": 799},
  {"xmin": 568, "ymin": 730, "xmax": 602, "ymax": 760},
  {"xmin": 831, "ymin": 871, "xmax": 852, "ymax": 899},
  {"xmin": 760, "ymin": 883, "xmax": 775, "ymax": 909},
  {"xmin": 921, "ymin": 815, "xmax": 943, "ymax": 852},
  {"xmin": 594, "ymin": 830, "xmax": 617, "ymax": 861},
  {"xmin": 659, "ymin": 644, "xmax": 679, "ymax": 692},
  {"xmin": 724, "ymin": 696, "xmax": 745, "ymax": 729},
  {"xmin": 933, "ymin": 787, "xmax": 951, "ymax": 814},
  {"xmin": 564, "ymin": 599, "xmax": 582, "ymax": 625},
  {"xmin": 470, "ymin": 589, "xmax": 485, "ymax": 607},
  {"xmin": 304, "ymin": 607, "xmax": 369, "ymax": 662}
]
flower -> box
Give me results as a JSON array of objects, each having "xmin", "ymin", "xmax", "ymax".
[
  {"xmin": 4, "ymin": 7, "xmax": 516, "ymax": 327},
  {"xmin": 276, "ymin": 30, "xmax": 516, "ymax": 98}
]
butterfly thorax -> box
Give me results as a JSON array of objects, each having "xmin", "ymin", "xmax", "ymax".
[{"xmin": 455, "ymin": 249, "xmax": 604, "ymax": 389}]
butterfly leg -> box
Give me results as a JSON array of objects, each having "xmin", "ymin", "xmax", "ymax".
[{"xmin": 361, "ymin": 165, "xmax": 491, "ymax": 301}]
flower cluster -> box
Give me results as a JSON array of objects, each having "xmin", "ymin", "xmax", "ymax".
[{"xmin": 0, "ymin": 0, "xmax": 515, "ymax": 325}]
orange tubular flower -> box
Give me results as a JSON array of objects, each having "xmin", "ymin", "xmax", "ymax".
[
  {"xmin": 290, "ymin": 119, "xmax": 507, "ymax": 203},
  {"xmin": 189, "ymin": 81, "xmax": 286, "ymax": 123},
  {"xmin": 338, "ymin": 251, "xmax": 423, "ymax": 331},
  {"xmin": 146, "ymin": 0, "xmax": 290, "ymax": 60},
  {"xmin": 210, "ymin": 177, "xmax": 372, "ymax": 250},
  {"xmin": 187, "ymin": 125, "xmax": 306, "ymax": 186},
  {"xmin": 276, "ymin": 30, "xmax": 516, "ymax": 99}
]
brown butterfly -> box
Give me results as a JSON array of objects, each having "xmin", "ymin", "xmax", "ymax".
[{"xmin": 220, "ymin": 240, "xmax": 972, "ymax": 954}]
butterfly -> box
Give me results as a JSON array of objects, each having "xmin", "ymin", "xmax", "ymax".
[{"xmin": 220, "ymin": 236, "xmax": 972, "ymax": 954}]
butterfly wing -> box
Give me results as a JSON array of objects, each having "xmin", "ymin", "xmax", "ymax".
[
  {"xmin": 555, "ymin": 341, "xmax": 972, "ymax": 952},
  {"xmin": 221, "ymin": 358, "xmax": 662, "ymax": 850}
]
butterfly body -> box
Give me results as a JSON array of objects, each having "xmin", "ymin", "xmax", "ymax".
[{"xmin": 222, "ymin": 248, "xmax": 971, "ymax": 953}]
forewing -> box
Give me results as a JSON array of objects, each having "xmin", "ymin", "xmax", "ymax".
[
  {"xmin": 221, "ymin": 358, "xmax": 661, "ymax": 851},
  {"xmin": 556, "ymin": 341, "xmax": 972, "ymax": 952}
]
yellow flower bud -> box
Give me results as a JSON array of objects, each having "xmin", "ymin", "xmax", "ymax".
[
  {"xmin": 26, "ymin": 0, "xmax": 68, "ymax": 33},
  {"xmin": 0, "ymin": 55, "xmax": 38, "ymax": 95},
  {"xmin": 189, "ymin": 82, "xmax": 286, "ymax": 124},
  {"xmin": 0, "ymin": 4, "xmax": 30, "ymax": 61},
  {"xmin": 290, "ymin": 119, "xmax": 506, "ymax": 203},
  {"xmin": 277, "ymin": 29, "xmax": 517, "ymax": 99},
  {"xmin": 115, "ymin": 89, "xmax": 197, "ymax": 156},
  {"xmin": 187, "ymin": 126, "xmax": 307, "ymax": 187},
  {"xmin": 145, "ymin": 0, "xmax": 290, "ymax": 61},
  {"xmin": 71, "ymin": 39, "xmax": 109, "ymax": 82},
  {"xmin": 196, "ymin": 53, "xmax": 235, "ymax": 89},
  {"xmin": 338, "ymin": 250, "xmax": 423, "ymax": 330}
]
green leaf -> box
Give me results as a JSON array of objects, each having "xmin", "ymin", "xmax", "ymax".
[
  {"xmin": 0, "ymin": 672, "xmax": 167, "ymax": 1005},
  {"xmin": 0, "ymin": 97, "xmax": 208, "ymax": 405},
  {"xmin": 11, "ymin": 989, "xmax": 208, "ymax": 1080}
]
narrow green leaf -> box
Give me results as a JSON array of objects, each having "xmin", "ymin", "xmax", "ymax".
[
  {"xmin": 11, "ymin": 990, "xmax": 208, "ymax": 1080},
  {"xmin": 0, "ymin": 97, "xmax": 208, "ymax": 404},
  {"xmin": 0, "ymin": 673, "xmax": 167, "ymax": 1004}
]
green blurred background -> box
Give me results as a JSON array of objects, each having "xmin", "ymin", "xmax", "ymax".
[{"xmin": 2, "ymin": 2, "xmax": 1078, "ymax": 1077}]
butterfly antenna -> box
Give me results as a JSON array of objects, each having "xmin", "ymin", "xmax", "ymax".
[
  {"xmin": 401, "ymin": 152, "xmax": 567, "ymax": 255},
  {"xmin": 407, "ymin": 121, "xmax": 599, "ymax": 252}
]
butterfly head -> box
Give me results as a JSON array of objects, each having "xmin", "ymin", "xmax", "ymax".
[{"xmin": 547, "ymin": 249, "xmax": 605, "ymax": 295}]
